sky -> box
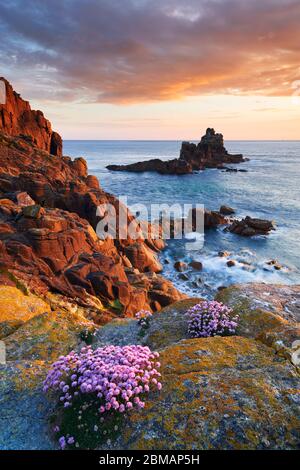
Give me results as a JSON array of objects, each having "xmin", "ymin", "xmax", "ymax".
[{"xmin": 0, "ymin": 0, "xmax": 300, "ymax": 140}]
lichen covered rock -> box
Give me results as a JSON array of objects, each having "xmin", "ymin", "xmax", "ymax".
[
  {"xmin": 103, "ymin": 337, "xmax": 300, "ymax": 450},
  {"xmin": 0, "ymin": 285, "xmax": 50, "ymax": 338},
  {"xmin": 94, "ymin": 298, "xmax": 202, "ymax": 351},
  {"xmin": 0, "ymin": 361, "xmax": 56, "ymax": 450},
  {"xmin": 3, "ymin": 310, "xmax": 94, "ymax": 361},
  {"xmin": 216, "ymin": 284, "xmax": 300, "ymax": 346}
]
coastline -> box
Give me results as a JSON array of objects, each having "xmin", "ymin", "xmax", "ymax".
[{"xmin": 0, "ymin": 79, "xmax": 299, "ymax": 451}]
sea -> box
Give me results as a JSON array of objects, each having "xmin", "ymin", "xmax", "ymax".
[{"xmin": 64, "ymin": 140, "xmax": 300, "ymax": 298}]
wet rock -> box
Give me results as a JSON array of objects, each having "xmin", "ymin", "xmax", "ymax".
[
  {"xmin": 188, "ymin": 260, "xmax": 203, "ymax": 271},
  {"xmin": 219, "ymin": 205, "xmax": 235, "ymax": 215},
  {"xmin": 223, "ymin": 167, "xmax": 248, "ymax": 173},
  {"xmin": 174, "ymin": 261, "xmax": 187, "ymax": 272},
  {"xmin": 218, "ymin": 250, "xmax": 231, "ymax": 257},
  {"xmin": 178, "ymin": 273, "xmax": 189, "ymax": 281},
  {"xmin": 267, "ymin": 260, "xmax": 282, "ymax": 270},
  {"xmin": 228, "ymin": 216, "xmax": 275, "ymax": 236},
  {"xmin": 227, "ymin": 260, "xmax": 236, "ymax": 267},
  {"xmin": 189, "ymin": 207, "xmax": 227, "ymax": 230}
]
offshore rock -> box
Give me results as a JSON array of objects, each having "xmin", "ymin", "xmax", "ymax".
[
  {"xmin": 107, "ymin": 128, "xmax": 246, "ymax": 175},
  {"xmin": 228, "ymin": 216, "xmax": 275, "ymax": 236}
]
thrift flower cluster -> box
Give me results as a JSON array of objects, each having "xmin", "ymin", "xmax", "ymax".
[
  {"xmin": 43, "ymin": 344, "xmax": 161, "ymax": 413},
  {"xmin": 135, "ymin": 310, "xmax": 152, "ymax": 328},
  {"xmin": 187, "ymin": 301, "xmax": 239, "ymax": 338}
]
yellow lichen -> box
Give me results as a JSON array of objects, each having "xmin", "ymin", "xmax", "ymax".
[{"xmin": 0, "ymin": 286, "xmax": 50, "ymax": 338}]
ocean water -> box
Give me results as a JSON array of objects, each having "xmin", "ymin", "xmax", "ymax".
[{"xmin": 64, "ymin": 140, "xmax": 300, "ymax": 297}]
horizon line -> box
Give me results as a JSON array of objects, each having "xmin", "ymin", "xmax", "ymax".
[{"xmin": 63, "ymin": 139, "xmax": 300, "ymax": 142}]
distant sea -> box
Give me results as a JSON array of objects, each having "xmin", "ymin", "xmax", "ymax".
[{"xmin": 64, "ymin": 140, "xmax": 300, "ymax": 297}]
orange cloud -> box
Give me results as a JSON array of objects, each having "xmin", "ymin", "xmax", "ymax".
[{"xmin": 0, "ymin": 0, "xmax": 300, "ymax": 104}]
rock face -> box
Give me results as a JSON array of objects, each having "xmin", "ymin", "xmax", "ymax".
[
  {"xmin": 0, "ymin": 80, "xmax": 185, "ymax": 322},
  {"xmin": 107, "ymin": 128, "xmax": 246, "ymax": 175},
  {"xmin": 179, "ymin": 128, "xmax": 245, "ymax": 169},
  {"xmin": 0, "ymin": 78, "xmax": 62, "ymax": 157},
  {"xmin": 228, "ymin": 216, "xmax": 275, "ymax": 236},
  {"xmin": 0, "ymin": 285, "xmax": 51, "ymax": 338},
  {"xmin": 109, "ymin": 337, "xmax": 300, "ymax": 450}
]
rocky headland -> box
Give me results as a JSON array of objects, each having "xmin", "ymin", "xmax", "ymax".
[
  {"xmin": 107, "ymin": 128, "xmax": 246, "ymax": 175},
  {"xmin": 0, "ymin": 79, "xmax": 186, "ymax": 323},
  {"xmin": 0, "ymin": 79, "xmax": 299, "ymax": 450}
]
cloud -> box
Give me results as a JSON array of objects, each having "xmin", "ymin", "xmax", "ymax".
[{"xmin": 0, "ymin": 0, "xmax": 299, "ymax": 104}]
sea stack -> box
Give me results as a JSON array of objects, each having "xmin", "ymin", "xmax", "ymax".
[{"xmin": 107, "ymin": 128, "xmax": 246, "ymax": 174}]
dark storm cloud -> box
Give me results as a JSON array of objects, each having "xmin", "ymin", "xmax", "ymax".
[{"xmin": 0, "ymin": 0, "xmax": 299, "ymax": 103}]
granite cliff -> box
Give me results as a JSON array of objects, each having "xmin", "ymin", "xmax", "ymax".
[
  {"xmin": 0, "ymin": 78, "xmax": 62, "ymax": 157},
  {"xmin": 0, "ymin": 80, "xmax": 184, "ymax": 322}
]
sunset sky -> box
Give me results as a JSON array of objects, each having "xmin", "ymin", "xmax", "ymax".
[{"xmin": 0, "ymin": 0, "xmax": 300, "ymax": 140}]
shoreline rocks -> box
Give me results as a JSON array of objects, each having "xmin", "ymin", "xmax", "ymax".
[
  {"xmin": 0, "ymin": 80, "xmax": 185, "ymax": 322},
  {"xmin": 219, "ymin": 205, "xmax": 235, "ymax": 215},
  {"xmin": 228, "ymin": 216, "xmax": 275, "ymax": 236}
]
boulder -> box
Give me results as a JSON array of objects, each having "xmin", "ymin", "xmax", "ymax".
[
  {"xmin": 219, "ymin": 205, "xmax": 235, "ymax": 215},
  {"xmin": 218, "ymin": 250, "xmax": 231, "ymax": 258},
  {"xmin": 174, "ymin": 261, "xmax": 187, "ymax": 272},
  {"xmin": 266, "ymin": 260, "xmax": 282, "ymax": 270},
  {"xmin": 189, "ymin": 208, "xmax": 227, "ymax": 230},
  {"xmin": 188, "ymin": 260, "xmax": 203, "ymax": 270},
  {"xmin": 228, "ymin": 216, "xmax": 275, "ymax": 236},
  {"xmin": 124, "ymin": 242, "xmax": 162, "ymax": 273},
  {"xmin": 216, "ymin": 283, "xmax": 300, "ymax": 357},
  {"xmin": 227, "ymin": 260, "xmax": 236, "ymax": 268}
]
